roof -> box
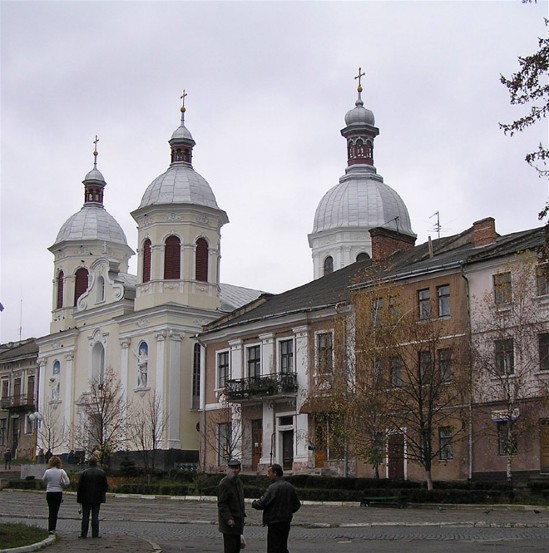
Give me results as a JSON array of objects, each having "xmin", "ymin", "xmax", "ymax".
[
  {"xmin": 0, "ymin": 339, "xmax": 38, "ymax": 362},
  {"xmin": 219, "ymin": 283, "xmax": 265, "ymax": 312}
]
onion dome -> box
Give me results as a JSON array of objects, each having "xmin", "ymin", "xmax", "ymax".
[{"xmin": 137, "ymin": 91, "xmax": 225, "ymax": 215}]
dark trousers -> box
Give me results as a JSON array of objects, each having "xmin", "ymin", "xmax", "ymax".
[
  {"xmin": 80, "ymin": 503, "xmax": 101, "ymax": 537},
  {"xmin": 46, "ymin": 492, "xmax": 63, "ymax": 532},
  {"xmin": 222, "ymin": 532, "xmax": 241, "ymax": 553},
  {"xmin": 267, "ymin": 521, "xmax": 291, "ymax": 553}
]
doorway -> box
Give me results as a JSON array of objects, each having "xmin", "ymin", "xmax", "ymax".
[
  {"xmin": 251, "ymin": 419, "xmax": 262, "ymax": 471},
  {"xmin": 387, "ymin": 433, "xmax": 405, "ymax": 480},
  {"xmin": 281, "ymin": 430, "xmax": 294, "ymax": 471},
  {"xmin": 540, "ymin": 420, "xmax": 549, "ymax": 473}
]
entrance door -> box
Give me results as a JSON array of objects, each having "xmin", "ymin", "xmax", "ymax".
[
  {"xmin": 251, "ymin": 419, "xmax": 262, "ymax": 471},
  {"xmin": 314, "ymin": 420, "xmax": 326, "ymax": 468},
  {"xmin": 281, "ymin": 430, "xmax": 294, "ymax": 471},
  {"xmin": 11, "ymin": 416, "xmax": 19, "ymax": 455},
  {"xmin": 387, "ymin": 433, "xmax": 404, "ymax": 480},
  {"xmin": 540, "ymin": 420, "xmax": 549, "ymax": 473}
]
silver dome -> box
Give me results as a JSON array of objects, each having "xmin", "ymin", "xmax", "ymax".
[
  {"xmin": 312, "ymin": 166, "xmax": 414, "ymax": 236},
  {"xmin": 54, "ymin": 204, "xmax": 129, "ymax": 245},
  {"xmin": 84, "ymin": 167, "xmax": 106, "ymax": 182},
  {"xmin": 344, "ymin": 104, "xmax": 375, "ymax": 126},
  {"xmin": 138, "ymin": 163, "xmax": 220, "ymax": 210},
  {"xmin": 170, "ymin": 124, "xmax": 194, "ymax": 142}
]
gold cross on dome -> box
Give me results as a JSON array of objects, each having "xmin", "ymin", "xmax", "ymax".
[
  {"xmin": 93, "ymin": 135, "xmax": 99, "ymax": 166},
  {"xmin": 355, "ymin": 67, "xmax": 365, "ymax": 90},
  {"xmin": 180, "ymin": 89, "xmax": 187, "ymax": 112}
]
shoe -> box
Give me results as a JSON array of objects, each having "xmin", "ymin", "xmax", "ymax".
[
  {"xmin": 48, "ymin": 531, "xmax": 55, "ymax": 535},
  {"xmin": 78, "ymin": 535, "xmax": 87, "ymax": 539},
  {"xmin": 92, "ymin": 536, "xmax": 101, "ymax": 539}
]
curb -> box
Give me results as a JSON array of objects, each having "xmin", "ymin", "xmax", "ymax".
[{"xmin": 0, "ymin": 533, "xmax": 55, "ymax": 553}]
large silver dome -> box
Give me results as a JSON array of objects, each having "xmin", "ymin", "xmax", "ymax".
[
  {"xmin": 312, "ymin": 166, "xmax": 414, "ymax": 236},
  {"xmin": 54, "ymin": 204, "xmax": 129, "ymax": 245}
]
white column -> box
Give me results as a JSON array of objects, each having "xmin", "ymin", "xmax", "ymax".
[
  {"xmin": 167, "ymin": 330, "xmax": 182, "ymax": 449},
  {"xmin": 155, "ymin": 330, "xmax": 167, "ymax": 448},
  {"xmin": 119, "ymin": 339, "xmax": 130, "ymax": 400},
  {"xmin": 293, "ymin": 326, "xmax": 309, "ymax": 411},
  {"xmin": 260, "ymin": 401, "xmax": 275, "ymax": 465},
  {"xmin": 63, "ymin": 352, "xmax": 74, "ymax": 431}
]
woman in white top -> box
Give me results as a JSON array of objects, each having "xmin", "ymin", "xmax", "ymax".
[{"xmin": 42, "ymin": 455, "xmax": 70, "ymax": 534}]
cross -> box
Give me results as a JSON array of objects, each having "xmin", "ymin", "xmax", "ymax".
[
  {"xmin": 354, "ymin": 67, "xmax": 365, "ymax": 89},
  {"xmin": 180, "ymin": 89, "xmax": 187, "ymax": 112},
  {"xmin": 93, "ymin": 135, "xmax": 99, "ymax": 166}
]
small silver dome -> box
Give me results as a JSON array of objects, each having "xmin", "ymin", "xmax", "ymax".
[
  {"xmin": 170, "ymin": 124, "xmax": 194, "ymax": 142},
  {"xmin": 84, "ymin": 167, "xmax": 106, "ymax": 182},
  {"xmin": 344, "ymin": 97, "xmax": 375, "ymax": 127},
  {"xmin": 54, "ymin": 204, "xmax": 129, "ymax": 245},
  {"xmin": 138, "ymin": 163, "xmax": 220, "ymax": 210}
]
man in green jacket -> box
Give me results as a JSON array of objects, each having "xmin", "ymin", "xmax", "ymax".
[{"xmin": 217, "ymin": 458, "xmax": 246, "ymax": 553}]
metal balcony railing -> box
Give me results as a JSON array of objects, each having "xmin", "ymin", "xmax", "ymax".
[
  {"xmin": 225, "ymin": 372, "xmax": 298, "ymax": 401},
  {"xmin": 0, "ymin": 394, "xmax": 36, "ymax": 410}
]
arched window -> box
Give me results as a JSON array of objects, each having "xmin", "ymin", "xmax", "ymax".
[
  {"xmin": 192, "ymin": 343, "xmax": 201, "ymax": 409},
  {"xmin": 51, "ymin": 360, "xmax": 61, "ymax": 401},
  {"xmin": 347, "ymin": 139, "xmax": 355, "ymax": 159},
  {"xmin": 74, "ymin": 267, "xmax": 89, "ymax": 306},
  {"xmin": 91, "ymin": 342, "xmax": 105, "ymax": 383},
  {"xmin": 96, "ymin": 276, "xmax": 105, "ymax": 303},
  {"xmin": 137, "ymin": 341, "xmax": 148, "ymax": 388},
  {"xmin": 52, "ymin": 360, "xmax": 61, "ymax": 375},
  {"xmin": 56, "ymin": 271, "xmax": 64, "ymax": 309},
  {"xmin": 195, "ymin": 238, "xmax": 209, "ymax": 282},
  {"xmin": 323, "ymin": 256, "xmax": 334, "ymax": 276},
  {"xmin": 356, "ymin": 138, "xmax": 364, "ymax": 157},
  {"xmin": 142, "ymin": 239, "xmax": 152, "ymax": 283},
  {"xmin": 164, "ymin": 235, "xmax": 181, "ymax": 280},
  {"xmin": 366, "ymin": 140, "xmax": 373, "ymax": 158},
  {"xmin": 356, "ymin": 252, "xmax": 370, "ymax": 262}
]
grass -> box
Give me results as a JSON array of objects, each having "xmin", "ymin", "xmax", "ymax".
[{"xmin": 0, "ymin": 522, "xmax": 48, "ymax": 549}]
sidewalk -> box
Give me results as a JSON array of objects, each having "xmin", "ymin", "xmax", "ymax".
[{"xmin": 48, "ymin": 533, "xmax": 161, "ymax": 553}]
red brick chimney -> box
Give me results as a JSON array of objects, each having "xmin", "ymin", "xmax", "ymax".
[
  {"xmin": 370, "ymin": 227, "xmax": 416, "ymax": 261},
  {"xmin": 472, "ymin": 217, "xmax": 496, "ymax": 247}
]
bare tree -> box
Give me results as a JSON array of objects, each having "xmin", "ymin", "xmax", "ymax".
[
  {"xmin": 471, "ymin": 253, "xmax": 549, "ymax": 480},
  {"xmin": 37, "ymin": 402, "xmax": 66, "ymax": 454}
]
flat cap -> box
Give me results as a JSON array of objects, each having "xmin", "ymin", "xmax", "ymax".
[{"xmin": 228, "ymin": 459, "xmax": 241, "ymax": 467}]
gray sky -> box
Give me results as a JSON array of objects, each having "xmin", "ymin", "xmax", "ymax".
[{"xmin": 1, "ymin": 0, "xmax": 548, "ymax": 343}]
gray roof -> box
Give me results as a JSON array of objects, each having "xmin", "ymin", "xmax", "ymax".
[
  {"xmin": 219, "ymin": 283, "xmax": 264, "ymax": 312},
  {"xmin": 54, "ymin": 204, "xmax": 129, "ymax": 246}
]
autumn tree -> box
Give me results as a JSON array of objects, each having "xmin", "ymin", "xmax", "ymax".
[
  {"xmin": 471, "ymin": 253, "xmax": 549, "ymax": 480},
  {"xmin": 36, "ymin": 401, "xmax": 66, "ymax": 455}
]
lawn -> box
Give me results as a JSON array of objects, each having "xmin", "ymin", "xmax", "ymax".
[{"xmin": 0, "ymin": 522, "xmax": 48, "ymax": 549}]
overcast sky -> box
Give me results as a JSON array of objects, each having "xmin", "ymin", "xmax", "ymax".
[{"xmin": 1, "ymin": 0, "xmax": 548, "ymax": 343}]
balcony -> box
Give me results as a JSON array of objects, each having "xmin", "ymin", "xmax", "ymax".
[
  {"xmin": 225, "ymin": 372, "xmax": 298, "ymax": 402},
  {"xmin": 0, "ymin": 394, "xmax": 36, "ymax": 410}
]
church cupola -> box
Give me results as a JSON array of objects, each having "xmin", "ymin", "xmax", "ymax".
[
  {"xmin": 169, "ymin": 90, "xmax": 196, "ymax": 165},
  {"xmin": 341, "ymin": 68, "xmax": 379, "ymax": 167},
  {"xmin": 83, "ymin": 136, "xmax": 107, "ymax": 205}
]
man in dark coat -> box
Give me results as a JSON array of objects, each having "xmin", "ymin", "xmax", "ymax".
[
  {"xmin": 252, "ymin": 463, "xmax": 301, "ymax": 553},
  {"xmin": 217, "ymin": 458, "xmax": 246, "ymax": 553},
  {"xmin": 76, "ymin": 456, "xmax": 108, "ymax": 538}
]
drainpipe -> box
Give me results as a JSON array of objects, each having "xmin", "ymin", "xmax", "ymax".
[{"xmin": 461, "ymin": 267, "xmax": 473, "ymax": 480}]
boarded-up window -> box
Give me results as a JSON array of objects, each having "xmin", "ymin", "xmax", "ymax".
[
  {"xmin": 74, "ymin": 268, "xmax": 89, "ymax": 306},
  {"xmin": 164, "ymin": 235, "xmax": 181, "ymax": 279},
  {"xmin": 195, "ymin": 238, "xmax": 209, "ymax": 282},
  {"xmin": 142, "ymin": 239, "xmax": 152, "ymax": 283},
  {"xmin": 56, "ymin": 271, "xmax": 64, "ymax": 309}
]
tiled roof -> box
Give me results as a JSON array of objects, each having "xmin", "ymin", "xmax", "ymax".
[{"xmin": 0, "ymin": 339, "xmax": 38, "ymax": 361}]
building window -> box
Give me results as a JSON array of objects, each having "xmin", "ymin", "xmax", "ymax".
[
  {"xmin": 195, "ymin": 238, "xmax": 209, "ymax": 282},
  {"xmin": 91, "ymin": 342, "xmax": 105, "ymax": 383},
  {"xmin": 537, "ymin": 264, "xmax": 549, "ymax": 296},
  {"xmin": 96, "ymin": 276, "xmax": 105, "ymax": 303},
  {"xmin": 356, "ymin": 252, "xmax": 370, "ymax": 262},
  {"xmin": 192, "ymin": 343, "xmax": 201, "ymax": 409},
  {"xmin": 439, "ymin": 427, "xmax": 453, "ymax": 460},
  {"xmin": 497, "ymin": 421, "xmax": 518, "ymax": 456},
  {"xmin": 317, "ymin": 332, "xmax": 333, "ymax": 374},
  {"xmin": 438, "ymin": 348, "xmax": 453, "ymax": 382},
  {"xmin": 372, "ymin": 297, "xmax": 383, "ymax": 327},
  {"xmin": 323, "ymin": 256, "xmax": 333, "ymax": 276},
  {"xmin": 27, "ymin": 375, "xmax": 35, "ymax": 404},
  {"xmin": 142, "ymin": 239, "xmax": 152, "ymax": 283},
  {"xmin": 218, "ymin": 422, "xmax": 232, "ymax": 465},
  {"xmin": 56, "ymin": 270, "xmax": 64, "ymax": 309},
  {"xmin": 217, "ymin": 351, "xmax": 230, "ymax": 389},
  {"xmin": 246, "ymin": 345, "xmax": 261, "ymax": 378},
  {"xmin": 437, "ymin": 284, "xmax": 450, "ymax": 317},
  {"xmin": 419, "ymin": 350, "xmax": 432, "ymax": 383},
  {"xmin": 495, "ymin": 339, "xmax": 514, "ymax": 375},
  {"xmin": 0, "ymin": 418, "xmax": 6, "ymax": 446},
  {"xmin": 418, "ymin": 288, "xmax": 431, "ymax": 321},
  {"xmin": 52, "ymin": 360, "xmax": 61, "ymax": 375},
  {"xmin": 540, "ymin": 333, "xmax": 549, "ymax": 371},
  {"xmin": 494, "ymin": 272, "xmax": 512, "ymax": 305},
  {"xmin": 137, "ymin": 341, "xmax": 148, "ymax": 388},
  {"xmin": 74, "ymin": 267, "xmax": 89, "ymax": 306},
  {"xmin": 279, "ymin": 340, "xmax": 293, "ymax": 374},
  {"xmin": 1, "ymin": 380, "xmax": 8, "ymax": 400},
  {"xmin": 164, "ymin": 235, "xmax": 181, "ymax": 280},
  {"xmin": 390, "ymin": 356, "xmax": 403, "ymax": 387}
]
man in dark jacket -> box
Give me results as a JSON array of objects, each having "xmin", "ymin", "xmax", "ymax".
[
  {"xmin": 252, "ymin": 463, "xmax": 301, "ymax": 553},
  {"xmin": 76, "ymin": 456, "xmax": 108, "ymax": 538},
  {"xmin": 217, "ymin": 458, "xmax": 246, "ymax": 553}
]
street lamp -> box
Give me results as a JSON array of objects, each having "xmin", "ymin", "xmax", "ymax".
[{"xmin": 29, "ymin": 411, "xmax": 42, "ymax": 462}]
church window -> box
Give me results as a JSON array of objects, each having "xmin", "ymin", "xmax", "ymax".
[
  {"xmin": 195, "ymin": 238, "xmax": 209, "ymax": 282},
  {"xmin": 56, "ymin": 271, "xmax": 64, "ymax": 309},
  {"xmin": 366, "ymin": 140, "xmax": 373, "ymax": 158},
  {"xmin": 96, "ymin": 276, "xmax": 105, "ymax": 303},
  {"xmin": 137, "ymin": 341, "xmax": 148, "ymax": 388},
  {"xmin": 91, "ymin": 342, "xmax": 105, "ymax": 383},
  {"xmin": 356, "ymin": 252, "xmax": 369, "ymax": 262},
  {"xmin": 74, "ymin": 267, "xmax": 89, "ymax": 306},
  {"xmin": 356, "ymin": 138, "xmax": 364, "ymax": 157},
  {"xmin": 164, "ymin": 235, "xmax": 181, "ymax": 279},
  {"xmin": 52, "ymin": 360, "xmax": 60, "ymax": 375},
  {"xmin": 347, "ymin": 140, "xmax": 355, "ymax": 159},
  {"xmin": 323, "ymin": 256, "xmax": 333, "ymax": 276},
  {"xmin": 176, "ymin": 148, "xmax": 183, "ymax": 161},
  {"xmin": 192, "ymin": 343, "xmax": 201, "ymax": 409},
  {"xmin": 142, "ymin": 239, "xmax": 152, "ymax": 283}
]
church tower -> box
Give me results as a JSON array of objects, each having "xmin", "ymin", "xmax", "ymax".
[
  {"xmin": 309, "ymin": 69, "xmax": 416, "ymax": 278},
  {"xmin": 131, "ymin": 92, "xmax": 229, "ymax": 312}
]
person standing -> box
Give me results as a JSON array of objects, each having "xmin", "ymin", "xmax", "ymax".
[
  {"xmin": 42, "ymin": 455, "xmax": 70, "ymax": 534},
  {"xmin": 217, "ymin": 458, "xmax": 246, "ymax": 553},
  {"xmin": 252, "ymin": 463, "xmax": 301, "ymax": 553},
  {"xmin": 4, "ymin": 448, "xmax": 12, "ymax": 470},
  {"xmin": 76, "ymin": 456, "xmax": 108, "ymax": 539}
]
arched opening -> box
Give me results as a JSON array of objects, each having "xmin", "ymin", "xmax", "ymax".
[
  {"xmin": 323, "ymin": 256, "xmax": 334, "ymax": 276},
  {"xmin": 91, "ymin": 342, "xmax": 105, "ymax": 383},
  {"xmin": 195, "ymin": 238, "xmax": 209, "ymax": 282},
  {"xmin": 142, "ymin": 239, "xmax": 152, "ymax": 283},
  {"xmin": 96, "ymin": 276, "xmax": 105, "ymax": 303},
  {"xmin": 164, "ymin": 235, "xmax": 181, "ymax": 280},
  {"xmin": 356, "ymin": 252, "xmax": 370, "ymax": 262},
  {"xmin": 56, "ymin": 271, "xmax": 64, "ymax": 309},
  {"xmin": 74, "ymin": 267, "xmax": 89, "ymax": 306},
  {"xmin": 137, "ymin": 341, "xmax": 148, "ymax": 388}
]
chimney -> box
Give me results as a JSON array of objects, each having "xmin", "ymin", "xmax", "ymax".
[
  {"xmin": 472, "ymin": 217, "xmax": 496, "ymax": 247},
  {"xmin": 370, "ymin": 227, "xmax": 416, "ymax": 262}
]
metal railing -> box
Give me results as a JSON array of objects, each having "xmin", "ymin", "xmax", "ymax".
[
  {"xmin": 0, "ymin": 394, "xmax": 36, "ymax": 409},
  {"xmin": 225, "ymin": 372, "xmax": 298, "ymax": 401}
]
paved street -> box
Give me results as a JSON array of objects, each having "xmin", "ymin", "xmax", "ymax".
[{"xmin": 2, "ymin": 489, "xmax": 549, "ymax": 552}]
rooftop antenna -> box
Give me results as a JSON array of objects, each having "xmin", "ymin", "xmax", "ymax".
[
  {"xmin": 429, "ymin": 211, "xmax": 441, "ymax": 239},
  {"xmin": 19, "ymin": 297, "xmax": 23, "ymax": 342}
]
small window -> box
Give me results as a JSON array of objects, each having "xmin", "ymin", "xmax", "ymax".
[
  {"xmin": 279, "ymin": 415, "xmax": 293, "ymax": 426},
  {"xmin": 195, "ymin": 238, "xmax": 209, "ymax": 282},
  {"xmin": 0, "ymin": 418, "xmax": 6, "ymax": 446},
  {"xmin": 494, "ymin": 272, "xmax": 512, "ymax": 305},
  {"xmin": 56, "ymin": 270, "xmax": 64, "ymax": 309},
  {"xmin": 247, "ymin": 345, "xmax": 261, "ymax": 378},
  {"xmin": 317, "ymin": 332, "xmax": 333, "ymax": 374},
  {"xmin": 438, "ymin": 349, "xmax": 453, "ymax": 382},
  {"xmin": 390, "ymin": 356, "xmax": 403, "ymax": 387},
  {"xmin": 142, "ymin": 239, "xmax": 152, "ymax": 283},
  {"xmin": 164, "ymin": 235, "xmax": 181, "ymax": 280},
  {"xmin": 418, "ymin": 289, "xmax": 431, "ymax": 321},
  {"xmin": 74, "ymin": 267, "xmax": 89, "ymax": 306},
  {"xmin": 372, "ymin": 297, "xmax": 383, "ymax": 327},
  {"xmin": 96, "ymin": 276, "xmax": 105, "ymax": 303},
  {"xmin": 323, "ymin": 256, "xmax": 334, "ymax": 276},
  {"xmin": 279, "ymin": 340, "xmax": 294, "ymax": 374},
  {"xmin": 539, "ymin": 333, "xmax": 549, "ymax": 371},
  {"xmin": 495, "ymin": 339, "xmax": 514, "ymax": 375},
  {"xmin": 497, "ymin": 421, "xmax": 518, "ymax": 456},
  {"xmin": 437, "ymin": 285, "xmax": 450, "ymax": 318},
  {"xmin": 137, "ymin": 342, "xmax": 148, "ymax": 388},
  {"xmin": 52, "ymin": 360, "xmax": 61, "ymax": 375},
  {"xmin": 439, "ymin": 427, "xmax": 453, "ymax": 460},
  {"xmin": 419, "ymin": 350, "xmax": 432, "ymax": 383},
  {"xmin": 537, "ymin": 264, "xmax": 549, "ymax": 296},
  {"xmin": 356, "ymin": 252, "xmax": 370, "ymax": 262},
  {"xmin": 217, "ymin": 351, "xmax": 230, "ymax": 389}
]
